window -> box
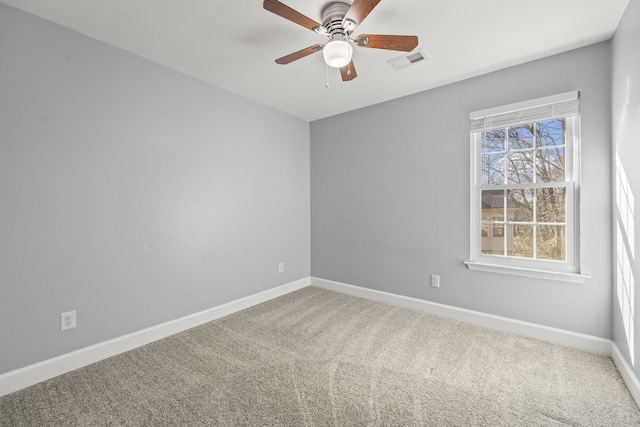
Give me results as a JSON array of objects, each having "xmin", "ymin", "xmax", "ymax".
[{"xmin": 466, "ymin": 91, "xmax": 588, "ymax": 283}]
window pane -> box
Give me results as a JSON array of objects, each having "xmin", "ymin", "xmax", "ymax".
[
  {"xmin": 507, "ymin": 151, "xmax": 534, "ymax": 184},
  {"xmin": 536, "ymin": 148, "xmax": 565, "ymax": 182},
  {"xmin": 481, "ymin": 224, "xmax": 504, "ymax": 255},
  {"xmin": 482, "ymin": 153, "xmax": 505, "ymax": 185},
  {"xmin": 508, "ymin": 125, "xmax": 534, "ymax": 150},
  {"xmin": 482, "ymin": 129, "xmax": 505, "ymax": 153},
  {"xmin": 536, "ymin": 119, "xmax": 564, "ymax": 148},
  {"xmin": 507, "ymin": 189, "xmax": 534, "ymax": 222},
  {"xmin": 512, "ymin": 224, "xmax": 533, "ymax": 258},
  {"xmin": 537, "ymin": 225, "xmax": 566, "ymax": 261},
  {"xmin": 536, "ymin": 187, "xmax": 566, "ymax": 223},
  {"xmin": 482, "ymin": 190, "xmax": 504, "ymax": 221}
]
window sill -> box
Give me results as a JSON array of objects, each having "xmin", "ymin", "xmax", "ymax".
[{"xmin": 464, "ymin": 261, "xmax": 590, "ymax": 284}]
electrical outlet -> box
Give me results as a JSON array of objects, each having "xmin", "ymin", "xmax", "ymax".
[
  {"xmin": 61, "ymin": 310, "xmax": 76, "ymax": 331},
  {"xmin": 278, "ymin": 263, "xmax": 284, "ymax": 274},
  {"xmin": 430, "ymin": 274, "xmax": 440, "ymax": 288}
]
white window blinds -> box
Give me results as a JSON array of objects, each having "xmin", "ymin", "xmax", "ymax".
[{"xmin": 470, "ymin": 91, "xmax": 580, "ymax": 132}]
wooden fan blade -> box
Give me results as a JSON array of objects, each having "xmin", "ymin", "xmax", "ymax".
[
  {"xmin": 275, "ymin": 44, "xmax": 323, "ymax": 64},
  {"xmin": 264, "ymin": 0, "xmax": 323, "ymax": 32},
  {"xmin": 340, "ymin": 60, "xmax": 358, "ymax": 81},
  {"xmin": 354, "ymin": 34, "xmax": 418, "ymax": 51},
  {"xmin": 343, "ymin": 0, "xmax": 381, "ymax": 28}
]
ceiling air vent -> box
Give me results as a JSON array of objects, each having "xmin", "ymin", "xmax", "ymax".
[{"xmin": 387, "ymin": 48, "xmax": 428, "ymax": 70}]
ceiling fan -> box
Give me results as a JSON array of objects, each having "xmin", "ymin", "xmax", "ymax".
[{"xmin": 263, "ymin": 0, "xmax": 419, "ymax": 81}]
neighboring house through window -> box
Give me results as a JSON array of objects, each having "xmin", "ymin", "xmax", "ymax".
[{"xmin": 465, "ymin": 91, "xmax": 589, "ymax": 283}]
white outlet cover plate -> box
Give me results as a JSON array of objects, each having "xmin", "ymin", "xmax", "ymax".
[
  {"xmin": 431, "ymin": 275, "xmax": 440, "ymax": 288},
  {"xmin": 61, "ymin": 310, "xmax": 77, "ymax": 331}
]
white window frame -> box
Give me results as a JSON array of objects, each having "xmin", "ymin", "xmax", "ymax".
[{"xmin": 465, "ymin": 91, "xmax": 589, "ymax": 284}]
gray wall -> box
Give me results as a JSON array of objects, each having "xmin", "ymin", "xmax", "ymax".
[
  {"xmin": 611, "ymin": 0, "xmax": 640, "ymax": 377},
  {"xmin": 0, "ymin": 5, "xmax": 310, "ymax": 374},
  {"xmin": 311, "ymin": 42, "xmax": 612, "ymax": 338}
]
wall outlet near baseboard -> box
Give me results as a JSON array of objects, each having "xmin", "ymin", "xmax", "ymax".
[
  {"xmin": 430, "ymin": 274, "xmax": 440, "ymax": 288},
  {"xmin": 61, "ymin": 310, "xmax": 76, "ymax": 331},
  {"xmin": 278, "ymin": 263, "xmax": 284, "ymax": 274}
]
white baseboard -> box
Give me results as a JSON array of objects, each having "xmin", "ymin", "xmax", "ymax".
[
  {"xmin": 611, "ymin": 343, "xmax": 640, "ymax": 407},
  {"xmin": 0, "ymin": 277, "xmax": 310, "ymax": 397},
  {"xmin": 311, "ymin": 277, "xmax": 611, "ymax": 355}
]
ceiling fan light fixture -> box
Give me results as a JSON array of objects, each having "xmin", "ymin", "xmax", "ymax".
[{"xmin": 323, "ymin": 38, "xmax": 353, "ymax": 68}]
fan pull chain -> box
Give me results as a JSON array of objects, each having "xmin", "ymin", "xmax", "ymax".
[{"xmin": 325, "ymin": 64, "xmax": 330, "ymax": 88}]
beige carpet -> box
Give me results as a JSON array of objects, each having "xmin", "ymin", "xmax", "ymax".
[{"xmin": 1, "ymin": 286, "xmax": 639, "ymax": 426}]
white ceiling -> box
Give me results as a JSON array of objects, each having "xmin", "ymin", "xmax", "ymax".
[{"xmin": 0, "ymin": 0, "xmax": 630, "ymax": 121}]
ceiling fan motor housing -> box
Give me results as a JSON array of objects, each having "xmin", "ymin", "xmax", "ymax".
[{"xmin": 321, "ymin": 2, "xmax": 351, "ymax": 40}]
